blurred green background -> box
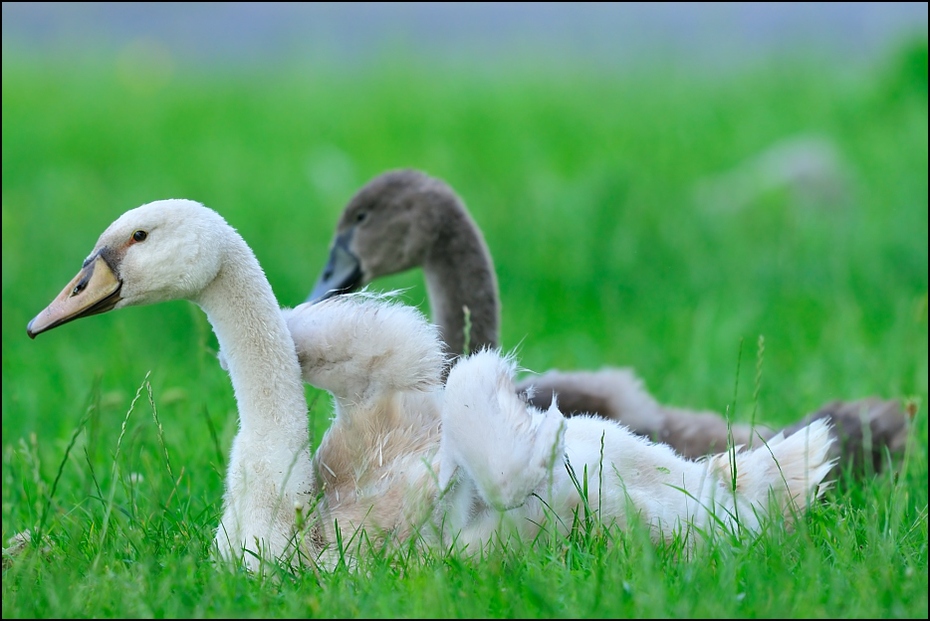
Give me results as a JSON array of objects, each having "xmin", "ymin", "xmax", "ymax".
[
  {"xmin": 4, "ymin": 4, "xmax": 926, "ymax": 445},
  {"xmin": 1, "ymin": 4, "xmax": 927, "ymax": 617}
]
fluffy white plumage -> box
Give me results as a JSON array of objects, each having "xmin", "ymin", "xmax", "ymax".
[
  {"xmin": 285, "ymin": 292, "xmax": 447, "ymax": 547},
  {"xmin": 441, "ymin": 351, "xmax": 836, "ymax": 552},
  {"xmin": 286, "ymin": 293, "xmax": 837, "ymax": 557}
]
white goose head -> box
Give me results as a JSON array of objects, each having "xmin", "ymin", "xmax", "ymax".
[{"xmin": 28, "ymin": 199, "xmax": 229, "ymax": 336}]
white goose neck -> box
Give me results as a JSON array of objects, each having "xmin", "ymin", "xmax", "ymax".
[{"xmin": 194, "ymin": 236, "xmax": 307, "ymax": 441}]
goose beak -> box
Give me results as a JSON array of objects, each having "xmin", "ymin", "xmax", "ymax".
[
  {"xmin": 27, "ymin": 253, "xmax": 123, "ymax": 338},
  {"xmin": 306, "ymin": 230, "xmax": 363, "ymax": 303}
]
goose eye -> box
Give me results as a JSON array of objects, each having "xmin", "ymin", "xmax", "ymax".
[
  {"xmin": 355, "ymin": 212, "xmax": 367, "ymax": 223},
  {"xmin": 132, "ymin": 230, "xmax": 148, "ymax": 242}
]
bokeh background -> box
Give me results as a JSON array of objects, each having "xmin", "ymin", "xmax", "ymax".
[
  {"xmin": 3, "ymin": 2, "xmax": 928, "ymax": 70},
  {"xmin": 3, "ymin": 0, "xmax": 927, "ymax": 441}
]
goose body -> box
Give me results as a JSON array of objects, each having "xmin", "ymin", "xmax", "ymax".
[
  {"xmin": 284, "ymin": 290, "xmax": 836, "ymax": 554},
  {"xmin": 283, "ymin": 293, "xmax": 447, "ymax": 546},
  {"xmin": 284, "ymin": 291, "xmax": 838, "ymax": 554},
  {"xmin": 307, "ymin": 169, "xmax": 908, "ymax": 473},
  {"xmin": 441, "ymin": 352, "xmax": 834, "ymax": 552}
]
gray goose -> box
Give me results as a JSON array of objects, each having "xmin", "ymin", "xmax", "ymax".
[{"xmin": 306, "ymin": 169, "xmax": 909, "ymax": 474}]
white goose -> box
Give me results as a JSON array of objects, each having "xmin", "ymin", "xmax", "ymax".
[
  {"xmin": 28, "ymin": 199, "xmax": 319, "ymax": 571},
  {"xmin": 306, "ymin": 168, "xmax": 908, "ymax": 473}
]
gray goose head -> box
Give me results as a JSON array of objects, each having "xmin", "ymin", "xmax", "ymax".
[{"xmin": 308, "ymin": 169, "xmax": 500, "ymax": 361}]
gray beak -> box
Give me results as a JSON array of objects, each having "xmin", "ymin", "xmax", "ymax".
[{"xmin": 306, "ymin": 230, "xmax": 364, "ymax": 303}]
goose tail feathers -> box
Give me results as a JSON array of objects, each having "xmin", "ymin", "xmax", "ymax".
[{"xmin": 710, "ymin": 418, "xmax": 837, "ymax": 523}]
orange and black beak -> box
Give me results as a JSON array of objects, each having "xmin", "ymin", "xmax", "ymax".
[{"xmin": 27, "ymin": 253, "xmax": 123, "ymax": 338}]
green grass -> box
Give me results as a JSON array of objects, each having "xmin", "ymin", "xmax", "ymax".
[{"xmin": 2, "ymin": 39, "xmax": 927, "ymax": 618}]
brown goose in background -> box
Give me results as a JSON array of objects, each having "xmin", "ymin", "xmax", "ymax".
[
  {"xmin": 306, "ymin": 168, "xmax": 910, "ymax": 475},
  {"xmin": 308, "ymin": 168, "xmax": 501, "ymax": 363}
]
